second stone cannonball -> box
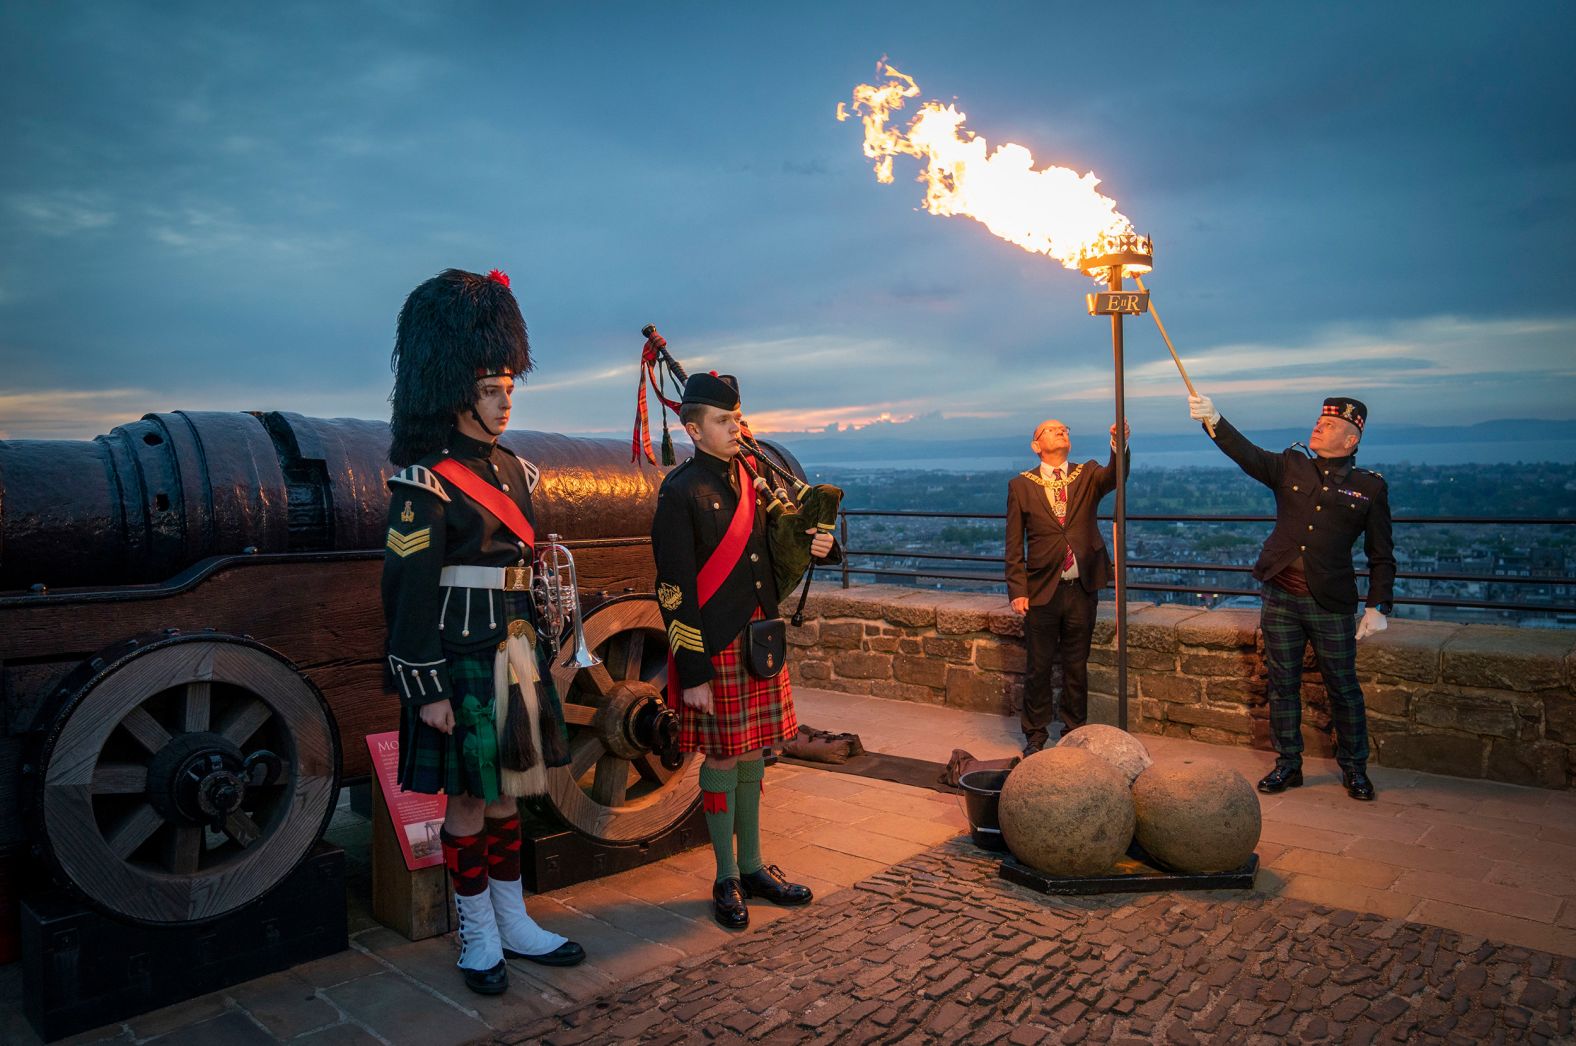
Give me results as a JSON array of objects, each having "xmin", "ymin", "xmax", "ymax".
[
  {"xmin": 998, "ymin": 747, "xmax": 1135, "ymax": 877},
  {"xmin": 1132, "ymin": 759, "xmax": 1261, "ymax": 874},
  {"xmin": 1057, "ymin": 724, "xmax": 1153, "ymax": 786}
]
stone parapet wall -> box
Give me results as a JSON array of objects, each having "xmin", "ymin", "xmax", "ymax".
[{"xmin": 792, "ymin": 584, "xmax": 1576, "ymax": 789}]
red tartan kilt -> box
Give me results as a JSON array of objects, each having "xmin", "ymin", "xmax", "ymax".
[{"xmin": 677, "ymin": 615, "xmax": 797, "ymax": 758}]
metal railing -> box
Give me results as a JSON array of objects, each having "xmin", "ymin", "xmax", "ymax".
[{"xmin": 835, "ymin": 509, "xmax": 1576, "ymax": 615}]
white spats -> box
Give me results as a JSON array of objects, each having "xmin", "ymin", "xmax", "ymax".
[
  {"xmin": 454, "ymin": 886, "xmax": 503, "ymax": 971},
  {"xmin": 490, "ymin": 878, "xmax": 567, "ymax": 957}
]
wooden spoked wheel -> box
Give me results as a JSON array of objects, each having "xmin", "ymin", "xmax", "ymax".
[
  {"xmin": 33, "ymin": 633, "xmax": 339, "ymax": 924},
  {"xmin": 547, "ymin": 595, "xmax": 700, "ymax": 843}
]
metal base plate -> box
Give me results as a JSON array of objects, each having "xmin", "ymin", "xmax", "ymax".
[{"xmin": 999, "ymin": 852, "xmax": 1259, "ymax": 896}]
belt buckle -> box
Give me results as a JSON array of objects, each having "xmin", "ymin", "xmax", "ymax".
[{"xmin": 504, "ymin": 565, "xmax": 531, "ymax": 591}]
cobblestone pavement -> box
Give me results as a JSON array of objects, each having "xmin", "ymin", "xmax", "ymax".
[{"xmin": 492, "ymin": 839, "xmax": 1576, "ymax": 1045}]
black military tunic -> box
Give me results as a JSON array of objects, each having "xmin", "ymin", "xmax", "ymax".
[
  {"xmin": 1209, "ymin": 417, "xmax": 1395, "ymax": 614},
  {"xmin": 381, "ymin": 429, "xmax": 569, "ymax": 798},
  {"xmin": 650, "ymin": 450, "xmax": 779, "ymax": 689},
  {"xmin": 382, "ymin": 429, "xmax": 542, "ymax": 696}
]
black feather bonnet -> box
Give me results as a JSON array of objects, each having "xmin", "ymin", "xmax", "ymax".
[{"xmin": 389, "ymin": 268, "xmax": 532, "ymax": 466}]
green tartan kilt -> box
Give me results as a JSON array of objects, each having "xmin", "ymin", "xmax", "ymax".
[{"xmin": 396, "ymin": 645, "xmax": 569, "ymax": 802}]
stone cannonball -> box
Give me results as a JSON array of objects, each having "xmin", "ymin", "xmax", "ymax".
[
  {"xmin": 998, "ymin": 748, "xmax": 1135, "ymax": 877},
  {"xmin": 1131, "ymin": 759, "xmax": 1261, "ymax": 874},
  {"xmin": 1057, "ymin": 724, "xmax": 1153, "ymax": 786}
]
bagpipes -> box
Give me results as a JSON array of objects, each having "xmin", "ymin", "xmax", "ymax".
[{"xmin": 632, "ymin": 324, "xmax": 843, "ymax": 620}]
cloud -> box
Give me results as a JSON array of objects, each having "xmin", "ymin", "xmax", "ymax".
[
  {"xmin": 8, "ymin": 191, "xmax": 116, "ymax": 235},
  {"xmin": 0, "ymin": 387, "xmax": 151, "ymax": 440},
  {"xmin": 3, "ymin": 312, "xmax": 1571, "ymax": 443},
  {"xmin": 0, "ymin": 380, "xmax": 394, "ymax": 441},
  {"xmin": 747, "ymin": 404, "xmax": 920, "ymax": 433},
  {"xmin": 3, "ymin": 4, "xmax": 1573, "ymax": 448}
]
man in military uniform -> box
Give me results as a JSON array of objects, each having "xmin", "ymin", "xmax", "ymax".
[
  {"xmin": 651, "ymin": 372, "xmax": 835, "ymax": 928},
  {"xmin": 1006, "ymin": 418, "xmax": 1130, "ymax": 754},
  {"xmin": 1189, "ymin": 392, "xmax": 1395, "ymax": 801},
  {"xmin": 382, "ymin": 267, "xmax": 585, "ymax": 996}
]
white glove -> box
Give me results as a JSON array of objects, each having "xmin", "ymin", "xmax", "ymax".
[
  {"xmin": 1189, "ymin": 394, "xmax": 1220, "ymax": 426},
  {"xmin": 1355, "ymin": 607, "xmax": 1388, "ymax": 641}
]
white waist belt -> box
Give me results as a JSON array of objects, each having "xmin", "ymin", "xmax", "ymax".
[{"xmin": 439, "ymin": 565, "xmax": 533, "ymax": 590}]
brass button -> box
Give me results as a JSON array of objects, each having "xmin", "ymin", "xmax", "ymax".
[
  {"xmin": 1292, "ymin": 485, "xmax": 1298, "ymax": 491},
  {"xmin": 754, "ymin": 580, "xmax": 762, "ymax": 589},
  {"xmin": 492, "ymin": 463, "xmax": 500, "ymax": 471},
  {"xmin": 750, "ymin": 553, "xmax": 759, "ymax": 562},
  {"xmin": 712, "ymin": 501, "xmax": 721, "ymax": 510},
  {"xmin": 1307, "ymin": 524, "xmax": 1314, "ymax": 531},
  {"xmin": 502, "ymin": 483, "xmax": 510, "ymax": 491},
  {"xmin": 1300, "ymin": 544, "xmax": 1307, "ymax": 551},
  {"xmin": 1322, "ymin": 486, "xmax": 1329, "ymax": 491},
  {"xmin": 1315, "ymin": 505, "xmax": 1321, "ymax": 511}
]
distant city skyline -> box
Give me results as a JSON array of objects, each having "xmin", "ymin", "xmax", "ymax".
[{"xmin": 3, "ymin": 3, "xmax": 1573, "ymax": 444}]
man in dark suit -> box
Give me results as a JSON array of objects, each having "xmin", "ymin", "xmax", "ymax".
[{"xmin": 1006, "ymin": 418, "xmax": 1129, "ymax": 754}]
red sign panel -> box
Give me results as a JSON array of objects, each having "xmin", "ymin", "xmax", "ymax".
[{"xmin": 366, "ymin": 731, "xmax": 447, "ymax": 871}]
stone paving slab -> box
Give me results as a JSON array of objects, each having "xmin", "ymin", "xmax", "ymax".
[{"xmin": 491, "ymin": 838, "xmax": 1576, "ymax": 1045}]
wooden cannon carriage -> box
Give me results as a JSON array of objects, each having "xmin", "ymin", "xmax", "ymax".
[{"xmin": 0, "ymin": 410, "xmax": 807, "ymax": 928}]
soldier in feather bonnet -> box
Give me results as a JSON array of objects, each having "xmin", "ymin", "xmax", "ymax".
[{"xmin": 383, "ymin": 268, "xmax": 584, "ymax": 994}]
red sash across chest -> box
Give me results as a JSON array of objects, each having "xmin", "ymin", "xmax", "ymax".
[
  {"xmin": 696, "ymin": 460, "xmax": 755, "ymax": 607},
  {"xmin": 431, "ymin": 458, "xmax": 537, "ymax": 550}
]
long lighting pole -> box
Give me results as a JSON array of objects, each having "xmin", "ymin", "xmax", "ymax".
[{"xmin": 1081, "ymin": 234, "xmax": 1154, "ymax": 732}]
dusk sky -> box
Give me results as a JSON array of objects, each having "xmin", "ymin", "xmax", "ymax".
[{"xmin": 3, "ymin": 2, "xmax": 1573, "ymax": 448}]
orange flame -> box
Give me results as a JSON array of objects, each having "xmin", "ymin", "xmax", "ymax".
[{"xmin": 838, "ymin": 61, "xmax": 1143, "ymax": 276}]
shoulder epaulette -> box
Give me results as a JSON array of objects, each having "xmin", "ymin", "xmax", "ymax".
[
  {"xmin": 388, "ymin": 464, "xmax": 451, "ymax": 502},
  {"xmin": 1355, "ymin": 466, "xmax": 1384, "ymax": 479},
  {"xmin": 513, "ymin": 455, "xmax": 541, "ymax": 494}
]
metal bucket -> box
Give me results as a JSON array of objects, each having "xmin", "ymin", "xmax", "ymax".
[{"xmin": 958, "ymin": 768, "xmax": 1011, "ymax": 852}]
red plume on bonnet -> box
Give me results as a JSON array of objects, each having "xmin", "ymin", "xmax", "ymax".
[{"xmin": 486, "ymin": 269, "xmax": 510, "ymax": 288}]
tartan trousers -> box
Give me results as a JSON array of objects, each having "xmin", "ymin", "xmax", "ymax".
[{"xmin": 1260, "ymin": 584, "xmax": 1369, "ymax": 771}]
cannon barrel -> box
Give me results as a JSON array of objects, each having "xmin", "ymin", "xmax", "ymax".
[{"xmin": 0, "ymin": 411, "xmax": 696, "ymax": 590}]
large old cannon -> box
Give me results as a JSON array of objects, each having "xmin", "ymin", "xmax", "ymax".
[{"xmin": 0, "ymin": 410, "xmax": 807, "ymax": 926}]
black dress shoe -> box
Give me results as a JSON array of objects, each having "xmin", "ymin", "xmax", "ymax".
[
  {"xmin": 1344, "ymin": 768, "xmax": 1376, "ymax": 801},
  {"xmin": 1022, "ymin": 739, "xmax": 1045, "ymax": 756},
  {"xmin": 505, "ymin": 940, "xmax": 586, "ymax": 966},
  {"xmin": 740, "ymin": 864, "xmax": 814, "ymax": 906},
  {"xmin": 1257, "ymin": 764, "xmax": 1304, "ymax": 794},
  {"xmin": 712, "ymin": 877, "xmax": 749, "ymax": 929},
  {"xmin": 461, "ymin": 958, "xmax": 509, "ymax": 995}
]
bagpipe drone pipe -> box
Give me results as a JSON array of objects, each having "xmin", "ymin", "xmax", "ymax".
[{"xmin": 632, "ymin": 323, "xmax": 844, "ymax": 614}]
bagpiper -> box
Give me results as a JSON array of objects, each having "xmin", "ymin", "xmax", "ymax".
[
  {"xmin": 1189, "ymin": 391, "xmax": 1396, "ymax": 801},
  {"xmin": 382, "ymin": 267, "xmax": 584, "ymax": 995},
  {"xmin": 651, "ymin": 371, "xmax": 835, "ymax": 928}
]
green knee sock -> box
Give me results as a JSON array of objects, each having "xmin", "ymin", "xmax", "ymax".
[
  {"xmin": 698, "ymin": 763, "xmax": 740, "ymax": 882},
  {"xmin": 734, "ymin": 758, "xmax": 766, "ymax": 875}
]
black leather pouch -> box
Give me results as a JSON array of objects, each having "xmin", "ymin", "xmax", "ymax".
[{"xmin": 745, "ymin": 617, "xmax": 787, "ymax": 679}]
